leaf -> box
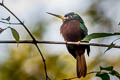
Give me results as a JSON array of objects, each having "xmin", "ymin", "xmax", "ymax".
[
  {"xmin": 82, "ymin": 33, "xmax": 120, "ymax": 41},
  {"xmin": 118, "ymin": 22, "xmax": 120, "ymax": 25},
  {"xmin": 110, "ymin": 70, "xmax": 120, "ymax": 79},
  {"xmin": 2, "ymin": 16, "xmax": 10, "ymax": 21},
  {"xmin": 104, "ymin": 42, "xmax": 115, "ymax": 53},
  {"xmin": 0, "ymin": 28, "xmax": 5, "ymax": 34},
  {"xmin": 100, "ymin": 66, "xmax": 113, "ymax": 71},
  {"xmin": 96, "ymin": 72, "xmax": 110, "ymax": 80},
  {"xmin": 6, "ymin": 16, "xmax": 10, "ymax": 21},
  {"xmin": 10, "ymin": 28, "xmax": 20, "ymax": 43},
  {"xmin": 104, "ymin": 38, "xmax": 120, "ymax": 53}
]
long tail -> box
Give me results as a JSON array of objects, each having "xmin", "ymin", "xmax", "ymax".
[{"xmin": 76, "ymin": 50, "xmax": 87, "ymax": 78}]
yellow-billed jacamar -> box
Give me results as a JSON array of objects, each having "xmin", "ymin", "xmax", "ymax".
[{"xmin": 47, "ymin": 12, "xmax": 90, "ymax": 78}]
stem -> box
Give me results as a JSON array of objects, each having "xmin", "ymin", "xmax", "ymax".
[
  {"xmin": 0, "ymin": 21, "xmax": 21, "ymax": 25},
  {"xmin": 35, "ymin": 44, "xmax": 51, "ymax": 80},
  {"xmin": 87, "ymin": 71, "xmax": 100, "ymax": 75}
]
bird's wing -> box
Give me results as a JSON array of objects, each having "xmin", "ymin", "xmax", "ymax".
[
  {"xmin": 80, "ymin": 23, "xmax": 88, "ymax": 36},
  {"xmin": 80, "ymin": 22, "xmax": 90, "ymax": 56}
]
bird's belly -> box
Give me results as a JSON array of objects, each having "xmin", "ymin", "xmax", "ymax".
[
  {"xmin": 60, "ymin": 20, "xmax": 85, "ymax": 42},
  {"xmin": 61, "ymin": 28, "xmax": 84, "ymax": 42},
  {"xmin": 63, "ymin": 32, "xmax": 79, "ymax": 41}
]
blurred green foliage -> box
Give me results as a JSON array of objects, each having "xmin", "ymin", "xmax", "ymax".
[{"xmin": 32, "ymin": 22, "xmax": 47, "ymax": 40}]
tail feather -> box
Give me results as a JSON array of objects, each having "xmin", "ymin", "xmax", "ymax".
[{"xmin": 76, "ymin": 50, "xmax": 87, "ymax": 78}]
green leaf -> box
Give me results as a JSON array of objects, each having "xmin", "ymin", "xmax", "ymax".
[
  {"xmin": 10, "ymin": 28, "xmax": 20, "ymax": 43},
  {"xmin": 104, "ymin": 42, "xmax": 115, "ymax": 53},
  {"xmin": 100, "ymin": 66, "xmax": 113, "ymax": 71},
  {"xmin": 6, "ymin": 16, "xmax": 10, "ymax": 21},
  {"xmin": 104, "ymin": 38, "xmax": 120, "ymax": 53},
  {"xmin": 110, "ymin": 70, "xmax": 120, "ymax": 79},
  {"xmin": 82, "ymin": 33, "xmax": 120, "ymax": 41},
  {"xmin": 96, "ymin": 72, "xmax": 110, "ymax": 80},
  {"xmin": 0, "ymin": 28, "xmax": 5, "ymax": 34},
  {"xmin": 2, "ymin": 16, "xmax": 10, "ymax": 21}
]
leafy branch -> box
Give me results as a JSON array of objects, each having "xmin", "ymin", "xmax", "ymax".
[
  {"xmin": 64, "ymin": 66, "xmax": 120, "ymax": 80},
  {"xmin": 88, "ymin": 66, "xmax": 120, "ymax": 80},
  {"xmin": 0, "ymin": 1, "xmax": 50, "ymax": 80}
]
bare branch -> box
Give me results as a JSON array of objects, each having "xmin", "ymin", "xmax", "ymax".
[
  {"xmin": 0, "ymin": 40, "xmax": 120, "ymax": 49},
  {"xmin": 35, "ymin": 44, "xmax": 51, "ymax": 80}
]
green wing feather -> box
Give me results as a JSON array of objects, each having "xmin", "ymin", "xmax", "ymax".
[
  {"xmin": 80, "ymin": 23, "xmax": 90, "ymax": 56},
  {"xmin": 73, "ymin": 13, "xmax": 88, "ymax": 36},
  {"xmin": 80, "ymin": 23, "xmax": 88, "ymax": 36}
]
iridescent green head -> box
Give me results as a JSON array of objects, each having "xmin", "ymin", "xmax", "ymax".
[{"xmin": 64, "ymin": 12, "xmax": 84, "ymax": 23}]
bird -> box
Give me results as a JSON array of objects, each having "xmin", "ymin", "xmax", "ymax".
[{"xmin": 47, "ymin": 12, "xmax": 90, "ymax": 78}]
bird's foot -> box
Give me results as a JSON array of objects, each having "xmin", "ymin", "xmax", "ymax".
[
  {"xmin": 77, "ymin": 41, "xmax": 81, "ymax": 45},
  {"xmin": 65, "ymin": 40, "xmax": 68, "ymax": 44}
]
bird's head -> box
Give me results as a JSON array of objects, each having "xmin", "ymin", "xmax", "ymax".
[{"xmin": 47, "ymin": 12, "xmax": 83, "ymax": 23}]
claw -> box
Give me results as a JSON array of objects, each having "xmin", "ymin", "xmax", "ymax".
[
  {"xmin": 65, "ymin": 40, "xmax": 67, "ymax": 44},
  {"xmin": 77, "ymin": 41, "xmax": 81, "ymax": 45}
]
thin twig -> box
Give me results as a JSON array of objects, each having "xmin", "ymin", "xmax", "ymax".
[
  {"xmin": 0, "ymin": 40, "xmax": 120, "ymax": 49},
  {"xmin": 63, "ymin": 71, "xmax": 100, "ymax": 80},
  {"xmin": 0, "ymin": 3, "xmax": 50, "ymax": 80},
  {"xmin": 87, "ymin": 71, "xmax": 100, "ymax": 75},
  {"xmin": 0, "ymin": 21, "xmax": 21, "ymax": 25},
  {"xmin": 35, "ymin": 44, "xmax": 51, "ymax": 80},
  {"xmin": 2, "ymin": 0, "xmax": 4, "ymax": 4}
]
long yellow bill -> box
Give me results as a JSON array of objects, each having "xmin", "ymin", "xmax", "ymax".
[{"xmin": 47, "ymin": 12, "xmax": 65, "ymax": 21}]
